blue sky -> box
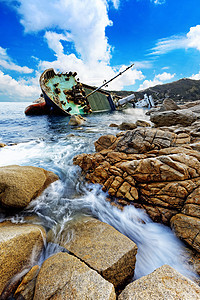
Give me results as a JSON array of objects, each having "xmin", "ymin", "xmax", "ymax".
[{"xmin": 0, "ymin": 0, "xmax": 200, "ymax": 101}]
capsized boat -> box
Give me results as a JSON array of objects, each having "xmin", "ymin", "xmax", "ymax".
[
  {"xmin": 25, "ymin": 64, "xmax": 136, "ymax": 116},
  {"xmin": 25, "ymin": 65, "xmax": 154, "ymax": 116},
  {"xmin": 39, "ymin": 68, "xmax": 116, "ymax": 116}
]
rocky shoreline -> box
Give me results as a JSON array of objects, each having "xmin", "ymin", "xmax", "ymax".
[{"xmin": 0, "ymin": 99, "xmax": 200, "ymax": 299}]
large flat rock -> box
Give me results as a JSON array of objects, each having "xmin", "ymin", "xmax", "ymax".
[
  {"xmin": 47, "ymin": 216, "xmax": 137, "ymax": 288},
  {"xmin": 34, "ymin": 252, "xmax": 116, "ymax": 300},
  {"xmin": 150, "ymin": 109, "xmax": 197, "ymax": 127},
  {"xmin": 118, "ymin": 264, "xmax": 200, "ymax": 300},
  {"xmin": 0, "ymin": 222, "xmax": 46, "ymax": 295}
]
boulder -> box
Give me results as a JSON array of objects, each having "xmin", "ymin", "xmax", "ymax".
[
  {"xmin": 68, "ymin": 115, "xmax": 86, "ymax": 126},
  {"xmin": 109, "ymin": 123, "xmax": 118, "ymax": 127},
  {"xmin": 118, "ymin": 265, "xmax": 200, "ymax": 300},
  {"xmin": 135, "ymin": 120, "xmax": 151, "ymax": 127},
  {"xmin": 0, "ymin": 143, "xmax": 6, "ymax": 148},
  {"xmin": 162, "ymin": 98, "xmax": 180, "ymax": 111},
  {"xmin": 118, "ymin": 122, "xmax": 137, "ymax": 131},
  {"xmin": 0, "ymin": 165, "xmax": 58, "ymax": 208},
  {"xmin": 0, "ymin": 222, "xmax": 46, "ymax": 295},
  {"xmin": 33, "ymin": 252, "xmax": 116, "ymax": 300},
  {"xmin": 150, "ymin": 109, "xmax": 197, "ymax": 127},
  {"xmin": 47, "ymin": 216, "xmax": 137, "ymax": 288}
]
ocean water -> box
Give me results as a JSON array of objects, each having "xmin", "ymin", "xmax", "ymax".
[{"xmin": 0, "ymin": 102, "xmax": 197, "ymax": 280}]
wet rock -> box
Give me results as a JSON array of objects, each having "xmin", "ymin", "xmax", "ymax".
[
  {"xmin": 94, "ymin": 135, "xmax": 118, "ymax": 152},
  {"xmin": 68, "ymin": 114, "xmax": 86, "ymax": 126},
  {"xmin": 0, "ymin": 143, "xmax": 6, "ymax": 147},
  {"xmin": 0, "ymin": 222, "xmax": 46, "ymax": 295},
  {"xmin": 14, "ymin": 265, "xmax": 39, "ymax": 300},
  {"xmin": 74, "ymin": 129, "xmax": 200, "ymax": 253},
  {"xmin": 150, "ymin": 109, "xmax": 197, "ymax": 127},
  {"xmin": 109, "ymin": 123, "xmax": 118, "ymax": 127},
  {"xmin": 65, "ymin": 133, "xmax": 75, "ymax": 138},
  {"xmin": 118, "ymin": 265, "xmax": 200, "ymax": 300},
  {"xmin": 33, "ymin": 252, "xmax": 116, "ymax": 300},
  {"xmin": 187, "ymin": 250, "xmax": 200, "ymax": 277},
  {"xmin": 47, "ymin": 216, "xmax": 137, "ymax": 289},
  {"xmin": 118, "ymin": 122, "xmax": 137, "ymax": 131},
  {"xmin": 0, "ymin": 165, "xmax": 58, "ymax": 208},
  {"xmin": 135, "ymin": 119, "xmax": 151, "ymax": 127},
  {"xmin": 74, "ymin": 142, "xmax": 200, "ymax": 234},
  {"xmin": 171, "ymin": 214, "xmax": 200, "ymax": 252}
]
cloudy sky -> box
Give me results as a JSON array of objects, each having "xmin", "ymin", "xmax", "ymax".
[{"xmin": 0, "ymin": 0, "xmax": 200, "ymax": 101}]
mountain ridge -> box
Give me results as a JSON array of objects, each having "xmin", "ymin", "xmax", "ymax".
[{"xmin": 111, "ymin": 78, "xmax": 200, "ymax": 103}]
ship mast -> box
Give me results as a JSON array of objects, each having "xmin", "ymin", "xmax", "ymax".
[{"xmin": 86, "ymin": 63, "xmax": 134, "ymax": 98}]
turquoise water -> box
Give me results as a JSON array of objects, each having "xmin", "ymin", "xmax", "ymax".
[{"xmin": 0, "ymin": 102, "xmax": 197, "ymax": 280}]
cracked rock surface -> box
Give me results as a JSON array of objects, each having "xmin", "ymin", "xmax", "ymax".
[{"xmin": 74, "ymin": 127, "xmax": 200, "ymax": 254}]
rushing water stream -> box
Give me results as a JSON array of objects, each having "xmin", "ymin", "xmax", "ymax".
[{"xmin": 0, "ymin": 102, "xmax": 197, "ymax": 281}]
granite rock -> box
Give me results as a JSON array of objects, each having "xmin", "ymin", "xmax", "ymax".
[
  {"xmin": 47, "ymin": 216, "xmax": 137, "ymax": 289},
  {"xmin": 118, "ymin": 264, "xmax": 200, "ymax": 300},
  {"xmin": 34, "ymin": 252, "xmax": 116, "ymax": 300},
  {"xmin": 0, "ymin": 222, "xmax": 46, "ymax": 295},
  {"xmin": 0, "ymin": 165, "xmax": 58, "ymax": 208}
]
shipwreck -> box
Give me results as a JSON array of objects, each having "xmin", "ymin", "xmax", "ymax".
[{"xmin": 25, "ymin": 65, "xmax": 154, "ymax": 116}]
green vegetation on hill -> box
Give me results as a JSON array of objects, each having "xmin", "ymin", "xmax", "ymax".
[{"xmin": 110, "ymin": 78, "xmax": 200, "ymax": 102}]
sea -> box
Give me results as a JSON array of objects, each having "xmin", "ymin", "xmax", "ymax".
[{"xmin": 0, "ymin": 102, "xmax": 198, "ymax": 280}]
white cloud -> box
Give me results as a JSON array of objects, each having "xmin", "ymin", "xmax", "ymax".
[
  {"xmin": 9, "ymin": 0, "xmax": 113, "ymax": 63},
  {"xmin": 155, "ymin": 72, "xmax": 175, "ymax": 81},
  {"xmin": 138, "ymin": 78, "xmax": 161, "ymax": 91},
  {"xmin": 150, "ymin": 35, "xmax": 188, "ymax": 55},
  {"xmin": 0, "ymin": 70, "xmax": 40, "ymax": 101},
  {"xmin": 44, "ymin": 31, "xmax": 72, "ymax": 57},
  {"xmin": 150, "ymin": 24, "xmax": 200, "ymax": 56},
  {"xmin": 138, "ymin": 72, "xmax": 175, "ymax": 90},
  {"xmin": 39, "ymin": 51, "xmax": 144, "ymax": 90},
  {"xmin": 0, "ymin": 46, "xmax": 33, "ymax": 73},
  {"xmin": 187, "ymin": 25, "xmax": 200, "ymax": 51},
  {"xmin": 190, "ymin": 71, "xmax": 200, "ymax": 80},
  {"xmin": 28, "ymin": 0, "xmax": 144, "ymax": 90},
  {"xmin": 151, "ymin": 0, "xmax": 165, "ymax": 4},
  {"xmin": 133, "ymin": 61, "xmax": 153, "ymax": 69},
  {"xmin": 0, "ymin": 47, "xmax": 7, "ymax": 56},
  {"xmin": 2, "ymin": 0, "xmax": 145, "ymax": 94}
]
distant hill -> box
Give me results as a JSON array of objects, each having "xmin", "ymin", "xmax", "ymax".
[{"xmin": 110, "ymin": 78, "xmax": 200, "ymax": 103}]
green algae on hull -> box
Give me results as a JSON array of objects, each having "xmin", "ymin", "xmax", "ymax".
[{"xmin": 40, "ymin": 68, "xmax": 115, "ymax": 116}]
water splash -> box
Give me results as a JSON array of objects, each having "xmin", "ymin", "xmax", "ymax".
[
  {"xmin": 0, "ymin": 104, "xmax": 197, "ymax": 282},
  {"xmin": 20, "ymin": 181, "xmax": 196, "ymax": 280}
]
